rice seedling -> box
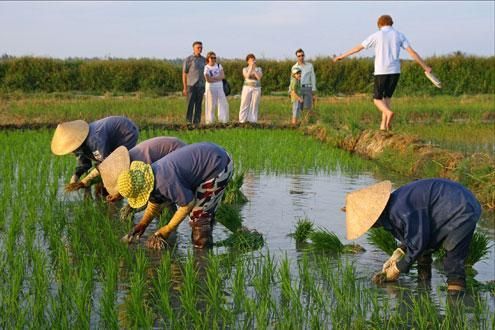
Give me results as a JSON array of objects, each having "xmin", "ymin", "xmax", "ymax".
[
  {"xmin": 367, "ymin": 227, "xmax": 398, "ymax": 256},
  {"xmin": 152, "ymin": 251, "xmax": 174, "ymax": 327},
  {"xmin": 288, "ymin": 218, "xmax": 314, "ymax": 242},
  {"xmin": 433, "ymin": 230, "xmax": 492, "ymax": 266},
  {"xmin": 222, "ymin": 171, "xmax": 248, "ymax": 205},
  {"xmin": 214, "ymin": 203, "xmax": 243, "ymax": 233}
]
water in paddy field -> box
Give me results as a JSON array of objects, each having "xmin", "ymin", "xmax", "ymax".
[{"xmin": 140, "ymin": 171, "xmax": 495, "ymax": 311}]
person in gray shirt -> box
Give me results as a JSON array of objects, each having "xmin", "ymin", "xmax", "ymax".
[{"xmin": 183, "ymin": 41, "xmax": 206, "ymax": 124}]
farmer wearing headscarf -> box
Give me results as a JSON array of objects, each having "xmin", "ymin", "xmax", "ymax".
[
  {"xmin": 345, "ymin": 178, "xmax": 481, "ymax": 295},
  {"xmin": 98, "ymin": 137, "xmax": 187, "ymax": 221},
  {"xmin": 116, "ymin": 142, "xmax": 233, "ymax": 249},
  {"xmin": 51, "ymin": 116, "xmax": 139, "ymax": 191}
]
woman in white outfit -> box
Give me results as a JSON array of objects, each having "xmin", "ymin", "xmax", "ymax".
[
  {"xmin": 239, "ymin": 53, "xmax": 263, "ymax": 123},
  {"xmin": 203, "ymin": 51, "xmax": 229, "ymax": 124}
]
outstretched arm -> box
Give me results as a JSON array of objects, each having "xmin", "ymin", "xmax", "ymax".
[
  {"xmin": 334, "ymin": 44, "xmax": 365, "ymax": 62},
  {"xmin": 406, "ymin": 47, "xmax": 432, "ymax": 73}
]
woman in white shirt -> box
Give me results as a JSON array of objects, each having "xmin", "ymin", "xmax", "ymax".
[
  {"xmin": 203, "ymin": 51, "xmax": 229, "ymax": 124},
  {"xmin": 239, "ymin": 53, "xmax": 263, "ymax": 123}
]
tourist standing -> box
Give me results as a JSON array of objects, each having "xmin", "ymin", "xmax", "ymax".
[
  {"xmin": 291, "ymin": 48, "xmax": 317, "ymax": 114},
  {"xmin": 203, "ymin": 51, "xmax": 229, "ymax": 124},
  {"xmin": 239, "ymin": 53, "xmax": 263, "ymax": 123},
  {"xmin": 183, "ymin": 41, "xmax": 206, "ymax": 124}
]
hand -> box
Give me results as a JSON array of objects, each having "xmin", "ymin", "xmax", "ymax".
[
  {"xmin": 424, "ymin": 66, "xmax": 432, "ymax": 74},
  {"xmin": 182, "ymin": 88, "xmax": 187, "ymax": 96},
  {"xmin": 384, "ymin": 262, "xmax": 401, "ymax": 282},
  {"xmin": 106, "ymin": 193, "xmax": 122, "ymax": 203},
  {"xmin": 333, "ymin": 55, "xmax": 342, "ymax": 63},
  {"xmin": 146, "ymin": 232, "xmax": 168, "ymax": 250},
  {"xmin": 121, "ymin": 223, "xmax": 147, "ymax": 243},
  {"xmin": 65, "ymin": 181, "xmax": 87, "ymax": 192},
  {"xmin": 382, "ymin": 248, "xmax": 405, "ymax": 272}
]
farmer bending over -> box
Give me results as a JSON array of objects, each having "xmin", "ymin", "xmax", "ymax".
[
  {"xmin": 117, "ymin": 142, "xmax": 233, "ymax": 249},
  {"xmin": 344, "ymin": 178, "xmax": 481, "ymax": 295},
  {"xmin": 51, "ymin": 116, "xmax": 139, "ymax": 192}
]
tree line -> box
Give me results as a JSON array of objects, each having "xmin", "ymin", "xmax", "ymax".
[{"xmin": 0, "ymin": 54, "xmax": 493, "ymax": 95}]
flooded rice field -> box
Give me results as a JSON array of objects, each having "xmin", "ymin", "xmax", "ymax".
[{"xmin": 1, "ymin": 129, "xmax": 494, "ymax": 328}]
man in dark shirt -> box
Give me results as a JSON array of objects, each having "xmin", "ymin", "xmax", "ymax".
[
  {"xmin": 183, "ymin": 41, "xmax": 206, "ymax": 124},
  {"xmin": 345, "ymin": 179, "xmax": 481, "ymax": 295}
]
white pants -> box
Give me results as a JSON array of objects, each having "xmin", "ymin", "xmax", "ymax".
[
  {"xmin": 205, "ymin": 85, "xmax": 229, "ymax": 124},
  {"xmin": 239, "ymin": 86, "xmax": 261, "ymax": 123}
]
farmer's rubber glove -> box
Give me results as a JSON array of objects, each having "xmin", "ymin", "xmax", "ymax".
[
  {"xmin": 384, "ymin": 262, "xmax": 401, "ymax": 282},
  {"xmin": 80, "ymin": 168, "xmax": 100, "ymax": 186},
  {"xmin": 382, "ymin": 248, "xmax": 405, "ymax": 272},
  {"xmin": 146, "ymin": 200, "xmax": 195, "ymax": 250},
  {"xmin": 121, "ymin": 202, "xmax": 163, "ymax": 243},
  {"xmin": 70, "ymin": 174, "xmax": 79, "ymax": 184}
]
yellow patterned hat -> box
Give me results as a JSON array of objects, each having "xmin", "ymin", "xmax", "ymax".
[
  {"xmin": 51, "ymin": 120, "xmax": 89, "ymax": 155},
  {"xmin": 117, "ymin": 161, "xmax": 154, "ymax": 208},
  {"xmin": 345, "ymin": 180, "xmax": 392, "ymax": 240}
]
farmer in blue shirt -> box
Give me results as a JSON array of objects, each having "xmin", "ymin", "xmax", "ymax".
[
  {"xmin": 345, "ymin": 178, "xmax": 481, "ymax": 295},
  {"xmin": 98, "ymin": 136, "xmax": 187, "ymax": 220},
  {"xmin": 116, "ymin": 142, "xmax": 233, "ymax": 249},
  {"xmin": 51, "ymin": 116, "xmax": 139, "ymax": 191}
]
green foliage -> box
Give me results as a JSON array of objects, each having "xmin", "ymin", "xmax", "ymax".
[
  {"xmin": 289, "ymin": 218, "xmax": 314, "ymax": 242},
  {"xmin": 222, "ymin": 171, "xmax": 248, "ymax": 205},
  {"xmin": 1, "ymin": 54, "xmax": 493, "ymax": 95},
  {"xmin": 434, "ymin": 231, "xmax": 492, "ymax": 266},
  {"xmin": 215, "ymin": 203, "xmax": 243, "ymax": 233},
  {"xmin": 214, "ymin": 229, "xmax": 264, "ymax": 251},
  {"xmin": 367, "ymin": 227, "xmax": 398, "ymax": 256}
]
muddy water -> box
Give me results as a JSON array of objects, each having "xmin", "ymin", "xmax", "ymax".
[{"xmin": 145, "ymin": 171, "xmax": 495, "ymax": 309}]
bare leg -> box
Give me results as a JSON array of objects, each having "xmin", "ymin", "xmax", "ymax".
[
  {"xmin": 384, "ymin": 98, "xmax": 394, "ymax": 130},
  {"xmin": 374, "ymin": 98, "xmax": 394, "ymax": 131}
]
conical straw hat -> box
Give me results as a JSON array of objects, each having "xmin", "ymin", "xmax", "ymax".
[
  {"xmin": 97, "ymin": 146, "xmax": 130, "ymax": 196},
  {"xmin": 117, "ymin": 161, "xmax": 154, "ymax": 209},
  {"xmin": 51, "ymin": 120, "xmax": 89, "ymax": 155},
  {"xmin": 345, "ymin": 180, "xmax": 392, "ymax": 240}
]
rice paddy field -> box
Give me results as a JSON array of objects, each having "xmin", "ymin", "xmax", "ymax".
[{"xmin": 0, "ymin": 94, "xmax": 494, "ymax": 328}]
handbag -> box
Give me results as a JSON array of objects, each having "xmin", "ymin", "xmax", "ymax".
[{"xmin": 222, "ymin": 79, "xmax": 231, "ymax": 96}]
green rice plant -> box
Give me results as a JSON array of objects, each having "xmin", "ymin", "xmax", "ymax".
[
  {"xmin": 232, "ymin": 257, "xmax": 247, "ymax": 315},
  {"xmin": 215, "ymin": 203, "xmax": 243, "ymax": 233},
  {"xmin": 99, "ymin": 258, "xmax": 118, "ymax": 329},
  {"xmin": 367, "ymin": 227, "xmax": 398, "ymax": 256},
  {"xmin": 215, "ymin": 229, "xmax": 264, "ymax": 252},
  {"xmin": 204, "ymin": 252, "xmax": 224, "ymax": 324},
  {"xmin": 434, "ymin": 230, "xmax": 492, "ymax": 266},
  {"xmin": 152, "ymin": 251, "xmax": 174, "ymax": 328},
  {"xmin": 308, "ymin": 228, "xmax": 364, "ymax": 254},
  {"xmin": 179, "ymin": 253, "xmax": 200, "ymax": 326},
  {"xmin": 125, "ymin": 249, "xmax": 153, "ymax": 328},
  {"xmin": 222, "ymin": 171, "xmax": 248, "ymax": 205},
  {"xmin": 288, "ymin": 218, "xmax": 314, "ymax": 242}
]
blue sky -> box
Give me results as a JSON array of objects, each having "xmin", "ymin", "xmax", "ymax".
[{"xmin": 1, "ymin": 1, "xmax": 493, "ymax": 60}]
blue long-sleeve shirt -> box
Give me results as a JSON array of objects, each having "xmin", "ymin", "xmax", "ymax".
[
  {"xmin": 376, "ymin": 178, "xmax": 481, "ymax": 273},
  {"xmin": 74, "ymin": 116, "xmax": 139, "ymax": 177}
]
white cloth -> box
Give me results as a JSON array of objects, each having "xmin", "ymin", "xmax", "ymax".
[
  {"xmin": 361, "ymin": 26, "xmax": 411, "ymax": 75},
  {"xmin": 239, "ymin": 85, "xmax": 261, "ymax": 123},
  {"xmin": 291, "ymin": 62, "xmax": 316, "ymax": 91},
  {"xmin": 204, "ymin": 63, "xmax": 223, "ymax": 88},
  {"xmin": 205, "ymin": 84, "xmax": 229, "ymax": 124}
]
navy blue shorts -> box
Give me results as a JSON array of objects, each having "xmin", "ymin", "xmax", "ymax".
[{"xmin": 373, "ymin": 74, "xmax": 400, "ymax": 99}]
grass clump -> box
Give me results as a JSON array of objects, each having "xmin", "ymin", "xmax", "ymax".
[
  {"xmin": 215, "ymin": 204, "xmax": 243, "ymax": 233},
  {"xmin": 367, "ymin": 227, "xmax": 398, "ymax": 256},
  {"xmin": 434, "ymin": 231, "xmax": 492, "ymax": 266},
  {"xmin": 288, "ymin": 218, "xmax": 314, "ymax": 242}
]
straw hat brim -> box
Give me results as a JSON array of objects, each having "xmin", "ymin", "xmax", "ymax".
[
  {"xmin": 97, "ymin": 146, "xmax": 130, "ymax": 196},
  {"xmin": 345, "ymin": 180, "xmax": 392, "ymax": 240},
  {"xmin": 51, "ymin": 120, "xmax": 89, "ymax": 155}
]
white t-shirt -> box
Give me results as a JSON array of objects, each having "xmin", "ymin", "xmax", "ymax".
[
  {"xmin": 361, "ymin": 26, "xmax": 411, "ymax": 75},
  {"xmin": 204, "ymin": 64, "xmax": 223, "ymax": 88}
]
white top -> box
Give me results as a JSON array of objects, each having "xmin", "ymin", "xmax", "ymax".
[
  {"xmin": 361, "ymin": 26, "xmax": 411, "ymax": 75},
  {"xmin": 291, "ymin": 62, "xmax": 316, "ymax": 91},
  {"xmin": 204, "ymin": 63, "xmax": 223, "ymax": 88},
  {"xmin": 243, "ymin": 67, "xmax": 262, "ymax": 87}
]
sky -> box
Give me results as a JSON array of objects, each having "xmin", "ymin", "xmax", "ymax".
[{"xmin": 1, "ymin": 1, "xmax": 494, "ymax": 60}]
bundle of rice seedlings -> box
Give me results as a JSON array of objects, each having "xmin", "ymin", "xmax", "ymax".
[
  {"xmin": 309, "ymin": 229, "xmax": 344, "ymax": 253},
  {"xmin": 215, "ymin": 228, "xmax": 264, "ymax": 251},
  {"xmin": 222, "ymin": 172, "xmax": 248, "ymax": 205},
  {"xmin": 215, "ymin": 204, "xmax": 243, "ymax": 233},
  {"xmin": 434, "ymin": 231, "xmax": 492, "ymax": 267},
  {"xmin": 288, "ymin": 218, "xmax": 314, "ymax": 242},
  {"xmin": 367, "ymin": 227, "xmax": 398, "ymax": 256}
]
